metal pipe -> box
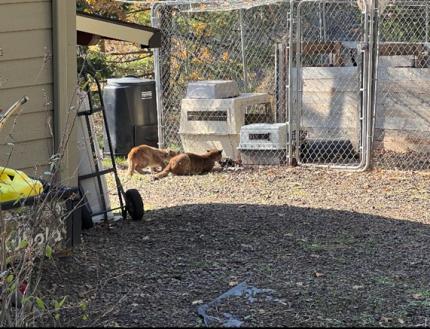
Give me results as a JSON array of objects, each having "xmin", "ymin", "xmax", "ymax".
[
  {"xmin": 319, "ymin": 2, "xmax": 323, "ymax": 41},
  {"xmin": 358, "ymin": 0, "xmax": 377, "ymax": 172},
  {"xmin": 275, "ymin": 44, "xmax": 279, "ymax": 124},
  {"xmin": 287, "ymin": 1, "xmax": 295, "ymax": 165},
  {"xmin": 0, "ymin": 96, "xmax": 29, "ymax": 130},
  {"xmin": 353, "ymin": 0, "xmax": 369, "ymax": 172},
  {"xmin": 296, "ymin": 1, "xmax": 304, "ymax": 164},
  {"xmin": 151, "ymin": 3, "xmax": 165, "ymax": 149},
  {"xmin": 370, "ymin": 1, "xmax": 380, "ymax": 164},
  {"xmin": 239, "ymin": 9, "xmax": 248, "ymax": 92},
  {"xmin": 318, "ymin": 2, "xmax": 325, "ymax": 64},
  {"xmin": 426, "ymin": 3, "xmax": 429, "ymax": 44},
  {"xmin": 322, "ymin": 1, "xmax": 327, "ymax": 42}
]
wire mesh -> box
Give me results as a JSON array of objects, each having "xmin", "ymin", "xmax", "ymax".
[
  {"xmin": 152, "ymin": 0, "xmax": 291, "ymax": 165},
  {"xmin": 291, "ymin": 0, "xmax": 366, "ymax": 168},
  {"xmin": 372, "ymin": 0, "xmax": 430, "ymax": 170},
  {"xmin": 152, "ymin": 0, "xmax": 430, "ymax": 171}
]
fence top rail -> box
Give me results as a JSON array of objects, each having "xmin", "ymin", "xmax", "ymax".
[
  {"xmin": 151, "ymin": 0, "xmax": 428, "ymax": 15},
  {"xmin": 152, "ymin": 0, "xmax": 288, "ymax": 12}
]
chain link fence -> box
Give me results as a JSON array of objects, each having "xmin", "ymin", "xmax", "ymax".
[
  {"xmin": 372, "ymin": 0, "xmax": 430, "ymax": 170},
  {"xmin": 152, "ymin": 0, "xmax": 291, "ymax": 165},
  {"xmin": 152, "ymin": 0, "xmax": 430, "ymax": 170}
]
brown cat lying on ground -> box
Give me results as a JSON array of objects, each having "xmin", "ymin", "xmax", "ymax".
[
  {"xmin": 154, "ymin": 149, "xmax": 223, "ymax": 180},
  {"xmin": 127, "ymin": 144, "xmax": 178, "ymax": 176}
]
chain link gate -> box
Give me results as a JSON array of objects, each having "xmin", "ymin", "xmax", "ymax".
[
  {"xmin": 372, "ymin": 0, "xmax": 430, "ymax": 170},
  {"xmin": 289, "ymin": 0, "xmax": 370, "ymax": 169}
]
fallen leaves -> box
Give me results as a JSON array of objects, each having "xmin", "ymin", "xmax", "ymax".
[{"xmin": 412, "ymin": 293, "xmax": 425, "ymax": 300}]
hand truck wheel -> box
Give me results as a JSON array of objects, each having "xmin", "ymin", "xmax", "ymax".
[{"xmin": 125, "ymin": 189, "xmax": 144, "ymax": 221}]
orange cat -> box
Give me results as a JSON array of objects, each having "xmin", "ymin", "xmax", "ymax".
[
  {"xmin": 127, "ymin": 145, "xmax": 178, "ymax": 176},
  {"xmin": 154, "ymin": 149, "xmax": 223, "ymax": 180}
]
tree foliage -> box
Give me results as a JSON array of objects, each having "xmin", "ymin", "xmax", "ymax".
[
  {"xmin": 76, "ymin": 0, "xmax": 154, "ymax": 81},
  {"xmin": 76, "ymin": 0, "xmax": 128, "ymax": 19}
]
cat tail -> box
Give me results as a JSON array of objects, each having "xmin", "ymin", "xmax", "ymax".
[{"xmin": 126, "ymin": 152, "xmax": 135, "ymax": 177}]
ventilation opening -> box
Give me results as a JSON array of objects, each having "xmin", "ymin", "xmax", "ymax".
[
  {"xmin": 249, "ymin": 133, "xmax": 271, "ymax": 141},
  {"xmin": 187, "ymin": 111, "xmax": 227, "ymax": 121},
  {"xmin": 245, "ymin": 103, "xmax": 273, "ymax": 125}
]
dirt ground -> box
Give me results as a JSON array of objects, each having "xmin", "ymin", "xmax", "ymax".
[{"xmin": 39, "ymin": 166, "xmax": 430, "ymax": 327}]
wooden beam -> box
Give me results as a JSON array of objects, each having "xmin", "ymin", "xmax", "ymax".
[
  {"xmin": 76, "ymin": 12, "xmax": 161, "ymax": 48},
  {"xmin": 52, "ymin": 0, "xmax": 78, "ymax": 187}
]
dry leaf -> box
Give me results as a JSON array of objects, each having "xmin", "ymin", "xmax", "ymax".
[{"xmin": 314, "ymin": 272, "xmax": 324, "ymax": 278}]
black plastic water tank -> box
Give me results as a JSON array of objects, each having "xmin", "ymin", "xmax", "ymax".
[{"xmin": 102, "ymin": 77, "xmax": 158, "ymax": 156}]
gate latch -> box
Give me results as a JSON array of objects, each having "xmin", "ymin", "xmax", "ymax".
[{"xmin": 358, "ymin": 42, "xmax": 369, "ymax": 51}]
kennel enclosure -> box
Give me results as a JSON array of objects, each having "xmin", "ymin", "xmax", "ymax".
[{"xmin": 152, "ymin": 0, "xmax": 430, "ymax": 170}]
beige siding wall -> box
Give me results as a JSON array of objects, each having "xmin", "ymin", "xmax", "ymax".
[{"xmin": 0, "ymin": 0, "xmax": 53, "ymax": 174}]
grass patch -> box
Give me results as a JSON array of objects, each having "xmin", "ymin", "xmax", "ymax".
[
  {"xmin": 303, "ymin": 243, "xmax": 327, "ymax": 252},
  {"xmin": 351, "ymin": 312, "xmax": 377, "ymax": 326},
  {"xmin": 374, "ymin": 276, "xmax": 397, "ymax": 287},
  {"xmin": 299, "ymin": 235, "xmax": 356, "ymax": 253},
  {"xmin": 102, "ymin": 156, "xmax": 127, "ymax": 169},
  {"xmin": 408, "ymin": 289, "xmax": 430, "ymax": 307}
]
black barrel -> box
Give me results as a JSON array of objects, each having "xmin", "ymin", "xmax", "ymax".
[{"xmin": 102, "ymin": 77, "xmax": 158, "ymax": 156}]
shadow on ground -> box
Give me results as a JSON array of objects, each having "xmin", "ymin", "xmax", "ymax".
[{"xmin": 40, "ymin": 203, "xmax": 430, "ymax": 327}]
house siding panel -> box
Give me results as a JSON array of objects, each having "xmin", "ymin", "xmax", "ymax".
[
  {"xmin": 0, "ymin": 0, "xmax": 53, "ymax": 175},
  {"xmin": 0, "ymin": 1, "xmax": 51, "ymax": 33},
  {"xmin": 0, "ymin": 29, "xmax": 52, "ymax": 62}
]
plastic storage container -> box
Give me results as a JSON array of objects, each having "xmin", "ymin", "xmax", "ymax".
[
  {"xmin": 186, "ymin": 80, "xmax": 240, "ymax": 99},
  {"xmin": 0, "ymin": 167, "xmax": 43, "ymax": 203},
  {"xmin": 179, "ymin": 93, "xmax": 271, "ymax": 160},
  {"xmin": 238, "ymin": 123, "xmax": 288, "ymax": 150},
  {"xmin": 102, "ymin": 77, "xmax": 158, "ymax": 155},
  {"xmin": 238, "ymin": 123, "xmax": 288, "ymax": 165}
]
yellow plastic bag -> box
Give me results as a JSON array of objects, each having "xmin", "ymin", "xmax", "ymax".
[{"xmin": 0, "ymin": 167, "xmax": 43, "ymax": 203}]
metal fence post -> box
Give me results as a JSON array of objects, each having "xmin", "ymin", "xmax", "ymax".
[
  {"xmin": 239, "ymin": 9, "xmax": 249, "ymax": 93},
  {"xmin": 151, "ymin": 3, "xmax": 165, "ymax": 149}
]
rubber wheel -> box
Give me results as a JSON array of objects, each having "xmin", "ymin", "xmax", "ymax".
[{"xmin": 125, "ymin": 189, "xmax": 144, "ymax": 221}]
